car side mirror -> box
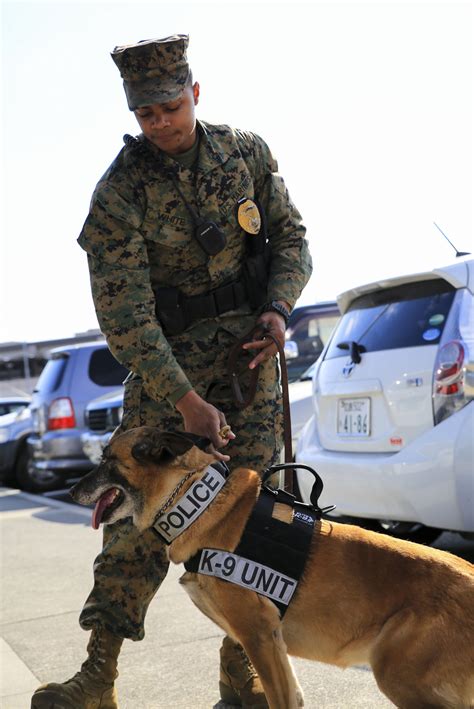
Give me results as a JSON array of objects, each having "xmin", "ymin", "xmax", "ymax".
[{"xmin": 284, "ymin": 340, "xmax": 299, "ymax": 359}]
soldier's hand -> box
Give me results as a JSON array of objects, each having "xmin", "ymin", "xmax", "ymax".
[
  {"xmin": 175, "ymin": 390, "xmax": 235, "ymax": 461},
  {"xmin": 243, "ymin": 311, "xmax": 286, "ymax": 370}
]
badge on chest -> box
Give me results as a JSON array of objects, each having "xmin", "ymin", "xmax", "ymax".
[{"xmin": 237, "ymin": 198, "xmax": 262, "ymax": 235}]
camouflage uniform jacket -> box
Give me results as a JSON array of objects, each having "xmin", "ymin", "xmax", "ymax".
[{"xmin": 78, "ymin": 120, "xmax": 312, "ymax": 406}]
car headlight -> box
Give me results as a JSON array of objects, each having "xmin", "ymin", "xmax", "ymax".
[{"xmin": 16, "ymin": 407, "xmax": 32, "ymax": 422}]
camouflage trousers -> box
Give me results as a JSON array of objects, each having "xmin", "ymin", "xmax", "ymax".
[{"xmin": 79, "ymin": 324, "xmax": 283, "ymax": 640}]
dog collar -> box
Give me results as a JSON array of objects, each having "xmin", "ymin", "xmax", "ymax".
[{"xmin": 152, "ymin": 461, "xmax": 229, "ymax": 544}]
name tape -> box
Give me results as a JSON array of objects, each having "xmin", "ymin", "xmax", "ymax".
[
  {"xmin": 154, "ymin": 467, "xmax": 226, "ymax": 543},
  {"xmin": 197, "ymin": 549, "xmax": 298, "ymax": 606}
]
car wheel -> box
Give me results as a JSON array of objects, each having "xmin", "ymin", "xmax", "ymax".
[
  {"xmin": 374, "ymin": 519, "xmax": 442, "ymax": 546},
  {"xmin": 15, "ymin": 445, "xmax": 62, "ymax": 493}
]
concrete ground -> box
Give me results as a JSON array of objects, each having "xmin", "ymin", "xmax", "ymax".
[{"xmin": 1, "ymin": 486, "xmax": 472, "ymax": 709}]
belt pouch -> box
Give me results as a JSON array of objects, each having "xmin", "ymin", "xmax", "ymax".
[{"xmin": 154, "ymin": 287, "xmax": 187, "ymax": 335}]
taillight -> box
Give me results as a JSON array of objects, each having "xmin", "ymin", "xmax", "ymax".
[
  {"xmin": 435, "ymin": 341, "xmax": 465, "ymax": 394},
  {"xmin": 48, "ymin": 397, "xmax": 76, "ymax": 430},
  {"xmin": 433, "ymin": 340, "xmax": 467, "ymax": 424}
]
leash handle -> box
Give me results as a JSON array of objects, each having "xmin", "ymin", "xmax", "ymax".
[
  {"xmin": 262, "ymin": 331, "xmax": 294, "ymax": 492},
  {"xmin": 228, "ymin": 325, "xmax": 263, "ymax": 409},
  {"xmin": 228, "ymin": 324, "xmax": 294, "ymax": 493}
]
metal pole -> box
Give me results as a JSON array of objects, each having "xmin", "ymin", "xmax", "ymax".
[{"xmin": 22, "ymin": 342, "xmax": 31, "ymax": 391}]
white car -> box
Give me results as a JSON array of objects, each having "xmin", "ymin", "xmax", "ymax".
[
  {"xmin": 296, "ymin": 258, "xmax": 474, "ymax": 544},
  {"xmin": 288, "ymin": 361, "xmax": 317, "ymax": 449}
]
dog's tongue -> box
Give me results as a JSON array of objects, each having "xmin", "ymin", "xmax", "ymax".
[{"xmin": 92, "ymin": 489, "xmax": 118, "ymax": 530}]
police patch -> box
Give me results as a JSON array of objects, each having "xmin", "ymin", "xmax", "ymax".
[
  {"xmin": 237, "ymin": 198, "xmax": 261, "ymax": 235},
  {"xmin": 153, "ymin": 466, "xmax": 227, "ymax": 543}
]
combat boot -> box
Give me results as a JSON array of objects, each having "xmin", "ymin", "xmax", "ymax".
[
  {"xmin": 219, "ymin": 635, "xmax": 269, "ymax": 708},
  {"xmin": 31, "ymin": 626, "xmax": 123, "ymax": 709}
]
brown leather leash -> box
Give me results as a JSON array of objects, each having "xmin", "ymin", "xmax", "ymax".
[{"xmin": 228, "ymin": 324, "xmax": 295, "ymax": 493}]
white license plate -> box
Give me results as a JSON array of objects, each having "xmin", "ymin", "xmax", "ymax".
[{"xmin": 337, "ymin": 398, "xmax": 371, "ymax": 436}]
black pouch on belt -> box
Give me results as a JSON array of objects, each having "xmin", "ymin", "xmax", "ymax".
[{"xmin": 154, "ymin": 287, "xmax": 187, "ymax": 336}]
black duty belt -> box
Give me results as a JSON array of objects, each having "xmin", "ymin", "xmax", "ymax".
[{"xmin": 155, "ymin": 280, "xmax": 248, "ymax": 336}]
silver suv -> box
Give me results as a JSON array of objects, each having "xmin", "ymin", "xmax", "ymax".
[{"xmin": 26, "ymin": 342, "xmax": 128, "ymax": 492}]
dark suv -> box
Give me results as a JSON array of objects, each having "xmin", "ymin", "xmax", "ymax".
[{"xmin": 26, "ymin": 342, "xmax": 128, "ymax": 491}]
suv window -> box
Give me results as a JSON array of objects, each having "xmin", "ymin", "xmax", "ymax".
[
  {"xmin": 88, "ymin": 349, "xmax": 129, "ymax": 387},
  {"xmin": 326, "ymin": 279, "xmax": 456, "ymax": 360},
  {"xmin": 34, "ymin": 354, "xmax": 69, "ymax": 393}
]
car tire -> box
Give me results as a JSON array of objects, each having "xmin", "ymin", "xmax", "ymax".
[{"xmin": 15, "ymin": 445, "xmax": 62, "ymax": 493}]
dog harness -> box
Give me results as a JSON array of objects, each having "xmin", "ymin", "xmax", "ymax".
[
  {"xmin": 184, "ymin": 478, "xmax": 324, "ymax": 615},
  {"xmin": 184, "ymin": 461, "xmax": 332, "ymax": 616},
  {"xmin": 149, "ymin": 431, "xmax": 333, "ymax": 616}
]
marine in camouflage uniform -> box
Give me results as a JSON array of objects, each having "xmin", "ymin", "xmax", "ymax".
[{"xmin": 32, "ymin": 35, "xmax": 312, "ymax": 709}]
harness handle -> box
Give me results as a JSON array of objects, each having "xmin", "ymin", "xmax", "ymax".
[{"xmin": 262, "ymin": 462, "xmax": 336, "ymax": 515}]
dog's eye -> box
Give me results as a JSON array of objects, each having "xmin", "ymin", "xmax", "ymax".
[{"xmin": 131, "ymin": 442, "xmax": 152, "ymax": 462}]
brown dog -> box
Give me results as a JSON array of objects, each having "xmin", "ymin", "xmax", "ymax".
[{"xmin": 71, "ymin": 427, "xmax": 474, "ymax": 709}]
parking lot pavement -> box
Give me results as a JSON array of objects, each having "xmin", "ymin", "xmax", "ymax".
[{"xmin": 1, "ymin": 486, "xmax": 472, "ymax": 709}]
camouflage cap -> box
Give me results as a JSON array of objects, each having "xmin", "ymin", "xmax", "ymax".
[{"xmin": 111, "ymin": 35, "xmax": 190, "ymax": 110}]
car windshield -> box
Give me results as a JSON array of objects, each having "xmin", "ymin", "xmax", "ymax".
[{"xmin": 326, "ymin": 279, "xmax": 456, "ymax": 360}]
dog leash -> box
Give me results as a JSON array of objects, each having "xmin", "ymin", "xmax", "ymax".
[{"xmin": 228, "ymin": 324, "xmax": 295, "ymax": 493}]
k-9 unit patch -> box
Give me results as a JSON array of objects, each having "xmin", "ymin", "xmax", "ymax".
[{"xmin": 197, "ymin": 548, "xmax": 298, "ymax": 606}]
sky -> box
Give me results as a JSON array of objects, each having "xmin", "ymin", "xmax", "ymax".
[{"xmin": 1, "ymin": 0, "xmax": 472, "ymax": 344}]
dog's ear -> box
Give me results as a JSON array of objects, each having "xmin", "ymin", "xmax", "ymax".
[
  {"xmin": 131, "ymin": 430, "xmax": 194, "ymax": 464},
  {"xmin": 175, "ymin": 432, "xmax": 212, "ymax": 451}
]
